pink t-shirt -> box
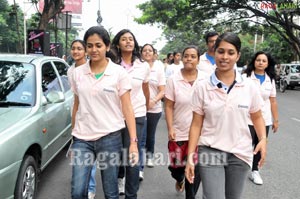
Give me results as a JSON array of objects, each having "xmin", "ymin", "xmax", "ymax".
[
  {"xmin": 197, "ymin": 53, "xmax": 216, "ymax": 78},
  {"xmin": 148, "ymin": 60, "xmax": 166, "ymax": 113},
  {"xmin": 121, "ymin": 59, "xmax": 150, "ymax": 117},
  {"xmin": 70, "ymin": 59, "xmax": 131, "ymax": 141},
  {"xmin": 191, "ymin": 74, "xmax": 263, "ymax": 167},
  {"xmin": 165, "ymin": 69, "xmax": 206, "ymax": 141},
  {"xmin": 244, "ymin": 72, "xmax": 276, "ymax": 125}
]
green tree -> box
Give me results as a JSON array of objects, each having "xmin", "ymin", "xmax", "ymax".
[
  {"xmin": 136, "ymin": 0, "xmax": 300, "ymax": 60},
  {"xmin": 0, "ymin": 0, "xmax": 23, "ymax": 53}
]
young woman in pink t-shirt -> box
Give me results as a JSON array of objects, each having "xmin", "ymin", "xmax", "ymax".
[
  {"xmin": 243, "ymin": 51, "xmax": 279, "ymax": 185},
  {"xmin": 165, "ymin": 45, "xmax": 205, "ymax": 198},
  {"xmin": 70, "ymin": 26, "xmax": 138, "ymax": 199},
  {"xmin": 141, "ymin": 44, "xmax": 166, "ymax": 172},
  {"xmin": 185, "ymin": 32, "xmax": 267, "ymax": 199},
  {"xmin": 111, "ymin": 29, "xmax": 150, "ymax": 198}
]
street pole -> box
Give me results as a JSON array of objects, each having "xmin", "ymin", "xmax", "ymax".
[{"xmin": 97, "ymin": 0, "xmax": 103, "ymax": 26}]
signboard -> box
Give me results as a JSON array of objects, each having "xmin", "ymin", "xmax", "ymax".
[
  {"xmin": 39, "ymin": 0, "xmax": 82, "ymax": 14},
  {"xmin": 27, "ymin": 30, "xmax": 50, "ymax": 55}
]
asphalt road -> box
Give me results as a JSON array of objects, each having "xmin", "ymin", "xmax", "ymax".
[{"xmin": 36, "ymin": 88, "xmax": 300, "ymax": 199}]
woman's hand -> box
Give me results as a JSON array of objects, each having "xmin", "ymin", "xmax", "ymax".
[
  {"xmin": 254, "ymin": 138, "xmax": 267, "ymax": 168},
  {"xmin": 129, "ymin": 143, "xmax": 139, "ymax": 167},
  {"xmin": 185, "ymin": 155, "xmax": 195, "ymax": 184}
]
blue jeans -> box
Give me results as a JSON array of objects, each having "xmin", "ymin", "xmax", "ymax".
[
  {"xmin": 71, "ymin": 131, "xmax": 122, "ymax": 199},
  {"xmin": 88, "ymin": 163, "xmax": 97, "ymax": 193},
  {"xmin": 145, "ymin": 112, "xmax": 162, "ymax": 159},
  {"xmin": 139, "ymin": 117, "xmax": 147, "ymax": 171},
  {"xmin": 118, "ymin": 116, "xmax": 145, "ymax": 199},
  {"xmin": 198, "ymin": 146, "xmax": 250, "ymax": 199}
]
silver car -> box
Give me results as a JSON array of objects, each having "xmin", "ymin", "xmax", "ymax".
[{"xmin": 0, "ymin": 54, "xmax": 73, "ymax": 199}]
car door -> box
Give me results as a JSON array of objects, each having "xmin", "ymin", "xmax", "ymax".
[
  {"xmin": 41, "ymin": 61, "xmax": 71, "ymax": 165},
  {"xmin": 52, "ymin": 61, "xmax": 73, "ymax": 146}
]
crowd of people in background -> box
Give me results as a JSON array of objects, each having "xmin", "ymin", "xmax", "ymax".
[{"xmin": 66, "ymin": 27, "xmax": 279, "ymax": 199}]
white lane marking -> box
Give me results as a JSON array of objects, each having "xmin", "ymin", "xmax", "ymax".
[{"xmin": 291, "ymin": 117, "xmax": 300, "ymax": 122}]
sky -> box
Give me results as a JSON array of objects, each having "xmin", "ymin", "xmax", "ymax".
[
  {"xmin": 80, "ymin": 0, "xmax": 166, "ymax": 51},
  {"xmin": 10, "ymin": 0, "xmax": 167, "ymax": 51}
]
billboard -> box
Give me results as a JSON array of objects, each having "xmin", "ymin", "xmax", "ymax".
[
  {"xmin": 39, "ymin": 0, "xmax": 82, "ymax": 14},
  {"xmin": 27, "ymin": 30, "xmax": 50, "ymax": 55}
]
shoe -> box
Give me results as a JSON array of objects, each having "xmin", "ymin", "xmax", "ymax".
[
  {"xmin": 118, "ymin": 178, "xmax": 125, "ymax": 195},
  {"xmin": 175, "ymin": 180, "xmax": 185, "ymax": 192},
  {"xmin": 146, "ymin": 158, "xmax": 154, "ymax": 168},
  {"xmin": 88, "ymin": 192, "xmax": 95, "ymax": 199},
  {"xmin": 139, "ymin": 171, "xmax": 144, "ymax": 181},
  {"xmin": 249, "ymin": 171, "xmax": 263, "ymax": 185}
]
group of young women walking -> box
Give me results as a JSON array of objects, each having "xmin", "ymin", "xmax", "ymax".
[{"xmin": 67, "ymin": 25, "xmax": 278, "ymax": 199}]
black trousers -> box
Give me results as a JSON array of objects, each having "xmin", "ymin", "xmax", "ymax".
[{"xmin": 248, "ymin": 125, "xmax": 270, "ymax": 171}]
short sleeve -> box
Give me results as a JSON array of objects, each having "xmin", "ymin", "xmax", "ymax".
[
  {"xmin": 270, "ymin": 79, "xmax": 276, "ymax": 97},
  {"xmin": 165, "ymin": 76, "xmax": 175, "ymax": 101},
  {"xmin": 118, "ymin": 67, "xmax": 132, "ymax": 96},
  {"xmin": 191, "ymin": 80, "xmax": 205, "ymax": 115},
  {"xmin": 249, "ymin": 81, "xmax": 264, "ymax": 113}
]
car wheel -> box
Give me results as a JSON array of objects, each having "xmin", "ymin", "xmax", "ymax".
[
  {"xmin": 14, "ymin": 155, "xmax": 38, "ymax": 199},
  {"xmin": 279, "ymin": 80, "xmax": 287, "ymax": 93}
]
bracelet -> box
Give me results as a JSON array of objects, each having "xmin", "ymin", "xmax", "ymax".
[
  {"xmin": 130, "ymin": 138, "xmax": 138, "ymax": 143},
  {"xmin": 274, "ymin": 119, "xmax": 279, "ymax": 123}
]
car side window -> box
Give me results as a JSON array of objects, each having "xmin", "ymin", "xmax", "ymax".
[
  {"xmin": 42, "ymin": 62, "xmax": 62, "ymax": 95},
  {"xmin": 53, "ymin": 61, "xmax": 70, "ymax": 93}
]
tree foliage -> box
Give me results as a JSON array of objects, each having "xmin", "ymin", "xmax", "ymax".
[{"xmin": 136, "ymin": 0, "xmax": 300, "ymax": 61}]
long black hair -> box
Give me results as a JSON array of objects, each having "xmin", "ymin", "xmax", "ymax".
[
  {"xmin": 111, "ymin": 29, "xmax": 143, "ymax": 64},
  {"xmin": 244, "ymin": 51, "xmax": 276, "ymax": 81}
]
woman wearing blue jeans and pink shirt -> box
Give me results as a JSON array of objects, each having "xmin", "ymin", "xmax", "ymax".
[
  {"xmin": 185, "ymin": 32, "xmax": 267, "ymax": 199},
  {"xmin": 141, "ymin": 44, "xmax": 166, "ymax": 170},
  {"xmin": 111, "ymin": 29, "xmax": 150, "ymax": 199},
  {"xmin": 70, "ymin": 26, "xmax": 138, "ymax": 199}
]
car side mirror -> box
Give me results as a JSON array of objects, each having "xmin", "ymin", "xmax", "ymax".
[{"xmin": 46, "ymin": 91, "xmax": 65, "ymax": 103}]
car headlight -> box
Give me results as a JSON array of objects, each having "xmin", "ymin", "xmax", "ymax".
[{"xmin": 290, "ymin": 76, "xmax": 298, "ymax": 79}]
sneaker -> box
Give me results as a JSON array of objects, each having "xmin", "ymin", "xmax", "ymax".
[
  {"xmin": 88, "ymin": 192, "xmax": 95, "ymax": 199},
  {"xmin": 175, "ymin": 180, "xmax": 185, "ymax": 192},
  {"xmin": 118, "ymin": 178, "xmax": 125, "ymax": 195},
  {"xmin": 146, "ymin": 158, "xmax": 154, "ymax": 168},
  {"xmin": 139, "ymin": 171, "xmax": 144, "ymax": 181},
  {"xmin": 249, "ymin": 171, "xmax": 263, "ymax": 185}
]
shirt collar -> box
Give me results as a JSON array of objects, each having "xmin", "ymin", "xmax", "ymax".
[{"xmin": 81, "ymin": 58, "xmax": 114, "ymax": 76}]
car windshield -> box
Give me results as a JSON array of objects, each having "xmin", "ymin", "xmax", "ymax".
[
  {"xmin": 0, "ymin": 61, "xmax": 35, "ymax": 107},
  {"xmin": 290, "ymin": 65, "xmax": 300, "ymax": 73}
]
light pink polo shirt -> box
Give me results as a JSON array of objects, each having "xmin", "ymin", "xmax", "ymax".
[
  {"xmin": 245, "ymin": 72, "xmax": 276, "ymax": 126},
  {"xmin": 165, "ymin": 69, "xmax": 206, "ymax": 141},
  {"xmin": 191, "ymin": 74, "xmax": 263, "ymax": 167},
  {"xmin": 71, "ymin": 59, "xmax": 131, "ymax": 141},
  {"xmin": 121, "ymin": 59, "xmax": 150, "ymax": 117},
  {"xmin": 67, "ymin": 62, "xmax": 86, "ymax": 88},
  {"xmin": 148, "ymin": 60, "xmax": 166, "ymax": 113}
]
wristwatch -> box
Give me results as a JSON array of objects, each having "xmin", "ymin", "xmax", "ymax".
[{"xmin": 130, "ymin": 138, "xmax": 138, "ymax": 142}]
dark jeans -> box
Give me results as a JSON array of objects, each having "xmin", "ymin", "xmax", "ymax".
[
  {"xmin": 248, "ymin": 125, "xmax": 270, "ymax": 171},
  {"xmin": 71, "ymin": 131, "xmax": 122, "ymax": 199},
  {"xmin": 139, "ymin": 117, "xmax": 147, "ymax": 171},
  {"xmin": 118, "ymin": 116, "xmax": 145, "ymax": 199},
  {"xmin": 145, "ymin": 112, "xmax": 162, "ymax": 159}
]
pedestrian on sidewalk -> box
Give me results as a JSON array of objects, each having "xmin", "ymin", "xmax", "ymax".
[
  {"xmin": 185, "ymin": 32, "xmax": 267, "ymax": 199},
  {"xmin": 69, "ymin": 26, "xmax": 138, "ymax": 199},
  {"xmin": 165, "ymin": 45, "xmax": 205, "ymax": 198},
  {"xmin": 111, "ymin": 29, "xmax": 150, "ymax": 198},
  {"xmin": 243, "ymin": 51, "xmax": 279, "ymax": 185}
]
